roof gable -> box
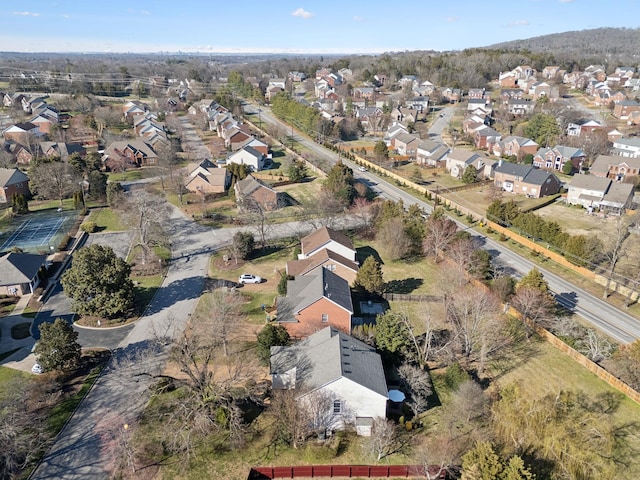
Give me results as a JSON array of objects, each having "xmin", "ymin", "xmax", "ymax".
[
  {"xmin": 270, "ymin": 327, "xmax": 387, "ymax": 398},
  {"xmin": 301, "ymin": 227, "xmax": 354, "ymax": 256}
]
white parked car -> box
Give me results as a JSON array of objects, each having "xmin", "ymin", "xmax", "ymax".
[
  {"xmin": 238, "ymin": 274, "xmax": 262, "ymax": 284},
  {"xmin": 31, "ymin": 363, "xmax": 43, "ymax": 374},
  {"xmin": 358, "ymin": 166, "xmax": 367, "ymax": 172}
]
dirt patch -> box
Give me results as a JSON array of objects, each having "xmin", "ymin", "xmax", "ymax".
[
  {"xmin": 212, "ymin": 255, "xmax": 247, "ymax": 272},
  {"xmin": 130, "ymin": 249, "xmax": 164, "ymax": 276}
]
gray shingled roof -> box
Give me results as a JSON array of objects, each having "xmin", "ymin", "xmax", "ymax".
[
  {"xmin": 523, "ymin": 168, "xmax": 557, "ymax": 186},
  {"xmin": 602, "ymin": 182, "xmax": 634, "ymax": 207},
  {"xmin": 494, "ymin": 160, "xmax": 532, "ymax": 177},
  {"xmin": 0, "ymin": 168, "xmax": 29, "ymax": 188},
  {"xmin": 281, "ymin": 268, "xmax": 353, "ymax": 316},
  {"xmin": 270, "ymin": 326, "xmax": 388, "ymax": 398},
  {"xmin": 0, "ymin": 253, "xmax": 46, "ymax": 286},
  {"xmin": 568, "ymin": 174, "xmax": 611, "ymax": 192}
]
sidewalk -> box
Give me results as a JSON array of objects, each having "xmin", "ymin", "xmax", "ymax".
[{"xmin": 0, "ymin": 293, "xmax": 39, "ymax": 373}]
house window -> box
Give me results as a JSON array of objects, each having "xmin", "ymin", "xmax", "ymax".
[
  {"xmin": 326, "ymin": 264, "xmax": 336, "ymax": 272},
  {"xmin": 15, "ymin": 183, "xmax": 22, "ymax": 188},
  {"xmin": 321, "ymin": 313, "xmax": 329, "ymax": 323},
  {"xmin": 333, "ymin": 400, "xmax": 342, "ymax": 414}
]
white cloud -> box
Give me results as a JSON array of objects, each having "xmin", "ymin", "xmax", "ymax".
[
  {"xmin": 140, "ymin": 10, "xmax": 151, "ymax": 15},
  {"xmin": 558, "ymin": 0, "xmax": 575, "ymax": 3},
  {"xmin": 353, "ymin": 15, "xmax": 363, "ymax": 22},
  {"xmin": 13, "ymin": 11, "xmax": 40, "ymax": 17},
  {"xmin": 292, "ymin": 8, "xmax": 313, "ymax": 19},
  {"xmin": 505, "ymin": 20, "xmax": 530, "ymax": 27},
  {"xmin": 446, "ymin": 16, "xmax": 458, "ymax": 23}
]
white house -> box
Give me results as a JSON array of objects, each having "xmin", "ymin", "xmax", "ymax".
[
  {"xmin": 612, "ymin": 137, "xmax": 640, "ymax": 158},
  {"xmin": 226, "ymin": 145, "xmax": 265, "ymax": 171},
  {"xmin": 270, "ymin": 327, "xmax": 388, "ymax": 436}
]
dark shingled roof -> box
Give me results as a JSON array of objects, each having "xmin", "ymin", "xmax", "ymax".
[{"xmin": 270, "ymin": 326, "xmax": 388, "ymax": 398}]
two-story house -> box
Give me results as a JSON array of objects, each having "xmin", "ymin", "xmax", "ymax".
[
  {"xmin": 0, "ymin": 168, "xmax": 30, "ymax": 203},
  {"xmin": 270, "ymin": 327, "xmax": 388, "ymax": 436},
  {"xmin": 590, "ymin": 154, "xmax": 640, "ymax": 181},
  {"xmin": 533, "ymin": 145, "xmax": 586, "ymax": 172},
  {"xmin": 493, "ymin": 160, "xmax": 561, "ymax": 198},
  {"xmin": 274, "ymin": 268, "xmax": 354, "ymax": 338},
  {"xmin": 566, "ymin": 174, "xmax": 634, "ymax": 215}
]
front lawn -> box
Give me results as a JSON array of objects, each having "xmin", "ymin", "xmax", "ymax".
[{"xmin": 88, "ymin": 207, "xmax": 126, "ymax": 232}]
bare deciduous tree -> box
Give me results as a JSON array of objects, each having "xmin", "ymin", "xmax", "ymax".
[
  {"xmin": 29, "ymin": 159, "xmax": 79, "ymax": 206},
  {"xmin": 447, "ymin": 285, "xmax": 505, "ymax": 373},
  {"xmin": 423, "ymin": 216, "xmax": 458, "ymax": 260},
  {"xmin": 510, "ymin": 286, "xmax": 556, "ymax": 331},
  {"xmin": 601, "ymin": 216, "xmax": 630, "ymax": 299},
  {"xmin": 201, "ymin": 288, "xmax": 244, "ymax": 357},
  {"xmin": 377, "ymin": 217, "xmax": 412, "ymax": 261},
  {"xmin": 398, "ymin": 362, "xmax": 433, "ymax": 418},
  {"xmin": 576, "ymin": 328, "xmax": 614, "ymax": 363},
  {"xmin": 450, "ymin": 379, "xmax": 488, "ymax": 423},
  {"xmin": 366, "ymin": 417, "xmax": 399, "ymax": 461},
  {"xmin": 122, "ymin": 190, "xmax": 170, "ymax": 265}
]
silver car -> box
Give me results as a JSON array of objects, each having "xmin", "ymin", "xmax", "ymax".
[{"xmin": 238, "ymin": 274, "xmax": 262, "ymax": 284}]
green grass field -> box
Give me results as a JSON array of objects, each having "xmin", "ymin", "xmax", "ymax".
[{"xmin": 88, "ymin": 207, "xmax": 126, "ymax": 232}]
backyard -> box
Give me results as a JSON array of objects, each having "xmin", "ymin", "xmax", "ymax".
[{"xmin": 135, "ymin": 227, "xmax": 640, "ymax": 479}]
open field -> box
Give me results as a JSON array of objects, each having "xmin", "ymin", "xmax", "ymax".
[
  {"xmin": 438, "ymin": 184, "xmax": 556, "ymax": 218},
  {"xmin": 535, "ymin": 201, "xmax": 619, "ymax": 236}
]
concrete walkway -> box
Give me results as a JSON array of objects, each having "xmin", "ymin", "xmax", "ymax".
[{"xmin": 0, "ymin": 294, "xmax": 39, "ymax": 373}]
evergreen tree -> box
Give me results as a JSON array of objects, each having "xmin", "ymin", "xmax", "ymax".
[
  {"xmin": 462, "ymin": 164, "xmax": 478, "ymax": 184},
  {"xmin": 517, "ymin": 268, "xmax": 549, "ymax": 293},
  {"xmin": 256, "ymin": 324, "xmax": 290, "ymax": 365},
  {"xmin": 35, "ymin": 318, "xmax": 82, "ymax": 372},
  {"xmin": 61, "ymin": 244, "xmax": 134, "ymax": 319},
  {"xmin": 354, "ymin": 256, "xmax": 385, "ymax": 295}
]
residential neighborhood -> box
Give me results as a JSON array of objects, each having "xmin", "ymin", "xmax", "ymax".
[{"xmin": 2, "ymin": 23, "xmax": 640, "ymax": 480}]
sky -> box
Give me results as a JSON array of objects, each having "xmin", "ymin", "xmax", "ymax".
[{"xmin": 0, "ymin": 0, "xmax": 639, "ymax": 54}]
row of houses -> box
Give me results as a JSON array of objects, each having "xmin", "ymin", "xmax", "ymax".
[{"xmin": 268, "ymin": 226, "xmax": 389, "ymax": 436}]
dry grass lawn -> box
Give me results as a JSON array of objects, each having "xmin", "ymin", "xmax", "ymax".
[{"xmin": 535, "ymin": 201, "xmax": 620, "ymax": 236}]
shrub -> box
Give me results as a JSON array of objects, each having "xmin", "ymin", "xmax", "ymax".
[{"xmin": 80, "ymin": 221, "xmax": 98, "ymax": 233}]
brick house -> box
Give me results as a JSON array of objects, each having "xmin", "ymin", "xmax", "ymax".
[
  {"xmin": 589, "ymin": 154, "xmax": 640, "ymax": 181},
  {"xmin": 493, "ymin": 160, "xmax": 561, "ymax": 198},
  {"xmin": 492, "ymin": 136, "xmax": 538, "ymax": 159},
  {"xmin": 0, "ymin": 168, "xmax": 30, "ymax": 203},
  {"xmin": 613, "ymin": 100, "xmax": 640, "ymax": 120},
  {"xmin": 473, "ymin": 126, "xmax": 502, "ymax": 150},
  {"xmin": 103, "ymin": 140, "xmax": 158, "ymax": 171},
  {"xmin": 275, "ymin": 268, "xmax": 354, "ymax": 338},
  {"xmin": 234, "ymin": 174, "xmax": 285, "ymax": 211},
  {"xmin": 533, "ymin": 145, "xmax": 586, "ymax": 172},
  {"xmin": 185, "ymin": 159, "xmax": 231, "ymax": 194}
]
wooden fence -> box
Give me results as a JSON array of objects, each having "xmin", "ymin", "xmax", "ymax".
[
  {"xmin": 383, "ymin": 293, "xmax": 440, "ymax": 302},
  {"xmin": 509, "ymin": 307, "xmax": 640, "ymax": 406},
  {"xmin": 248, "ymin": 465, "xmax": 448, "ymax": 479}
]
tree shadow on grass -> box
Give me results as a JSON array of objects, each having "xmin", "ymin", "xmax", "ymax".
[
  {"xmin": 356, "ymin": 246, "xmax": 384, "ymax": 266},
  {"xmin": 385, "ymin": 278, "xmax": 424, "ymax": 294}
]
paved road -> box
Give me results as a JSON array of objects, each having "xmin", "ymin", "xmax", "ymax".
[
  {"xmin": 29, "ymin": 200, "xmax": 358, "ymax": 478},
  {"xmin": 30, "ymin": 206, "xmax": 213, "ymax": 479},
  {"xmin": 246, "ymin": 103, "xmax": 640, "ymax": 344},
  {"xmin": 179, "ymin": 115, "xmax": 212, "ymax": 160}
]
